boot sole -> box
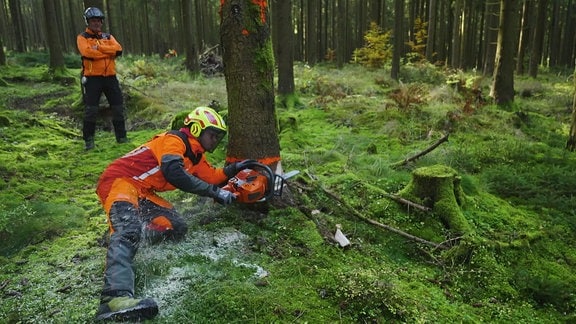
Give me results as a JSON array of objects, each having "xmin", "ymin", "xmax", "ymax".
[{"xmin": 95, "ymin": 303, "xmax": 158, "ymax": 321}]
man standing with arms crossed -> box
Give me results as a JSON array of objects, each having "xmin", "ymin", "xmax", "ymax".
[{"xmin": 77, "ymin": 7, "xmax": 127, "ymax": 150}]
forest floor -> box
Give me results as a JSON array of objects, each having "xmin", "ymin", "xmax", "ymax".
[{"xmin": 1, "ymin": 55, "xmax": 576, "ymax": 323}]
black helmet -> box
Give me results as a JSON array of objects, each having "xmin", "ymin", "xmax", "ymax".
[{"xmin": 84, "ymin": 7, "xmax": 105, "ymax": 24}]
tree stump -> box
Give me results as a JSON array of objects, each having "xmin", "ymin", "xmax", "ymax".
[{"xmin": 398, "ymin": 164, "xmax": 471, "ymax": 235}]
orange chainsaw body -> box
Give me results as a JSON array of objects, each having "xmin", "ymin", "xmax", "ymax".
[{"xmin": 222, "ymin": 168, "xmax": 271, "ymax": 203}]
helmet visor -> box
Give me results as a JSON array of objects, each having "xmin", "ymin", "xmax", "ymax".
[{"xmin": 200, "ymin": 128, "xmax": 226, "ymax": 152}]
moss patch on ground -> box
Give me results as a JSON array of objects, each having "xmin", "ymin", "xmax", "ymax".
[{"xmin": 1, "ymin": 57, "xmax": 576, "ymax": 322}]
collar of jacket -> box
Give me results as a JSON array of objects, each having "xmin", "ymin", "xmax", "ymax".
[{"xmin": 84, "ymin": 28, "xmax": 101, "ymax": 37}]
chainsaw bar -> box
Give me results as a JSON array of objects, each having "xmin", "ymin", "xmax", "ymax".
[{"xmin": 273, "ymin": 170, "xmax": 300, "ymax": 196}]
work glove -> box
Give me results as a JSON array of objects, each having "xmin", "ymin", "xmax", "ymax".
[
  {"xmin": 214, "ymin": 187, "xmax": 235, "ymax": 206},
  {"xmin": 223, "ymin": 159, "xmax": 258, "ymax": 178}
]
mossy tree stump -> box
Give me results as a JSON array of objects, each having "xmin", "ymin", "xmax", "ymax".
[{"xmin": 398, "ymin": 164, "xmax": 472, "ymax": 236}]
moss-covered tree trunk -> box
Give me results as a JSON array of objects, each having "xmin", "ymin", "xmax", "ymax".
[
  {"xmin": 220, "ymin": 0, "xmax": 281, "ymax": 168},
  {"xmin": 398, "ymin": 165, "xmax": 471, "ymax": 235}
]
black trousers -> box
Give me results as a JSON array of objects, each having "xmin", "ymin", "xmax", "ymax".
[{"xmin": 82, "ymin": 75, "xmax": 124, "ymax": 122}]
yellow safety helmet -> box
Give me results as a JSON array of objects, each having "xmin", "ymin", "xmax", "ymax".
[{"xmin": 184, "ymin": 106, "xmax": 227, "ymax": 138}]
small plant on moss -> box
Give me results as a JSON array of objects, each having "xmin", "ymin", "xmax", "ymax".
[
  {"xmin": 389, "ymin": 81, "xmax": 426, "ymax": 110},
  {"xmin": 352, "ymin": 22, "xmax": 392, "ymax": 68}
]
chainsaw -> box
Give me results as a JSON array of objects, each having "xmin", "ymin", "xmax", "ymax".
[{"xmin": 221, "ymin": 161, "xmax": 299, "ymax": 203}]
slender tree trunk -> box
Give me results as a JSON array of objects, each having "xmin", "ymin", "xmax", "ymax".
[
  {"xmin": 516, "ymin": 0, "xmax": 531, "ymax": 75},
  {"xmin": 491, "ymin": 0, "xmax": 519, "ymax": 105},
  {"xmin": 391, "ymin": 0, "xmax": 403, "ymax": 80},
  {"xmin": 567, "ymin": 66, "xmax": 576, "ymax": 151},
  {"xmin": 425, "ymin": 0, "xmax": 437, "ymax": 63},
  {"xmin": 220, "ymin": 0, "xmax": 281, "ymax": 168},
  {"xmin": 43, "ymin": 0, "xmax": 65, "ymax": 73},
  {"xmin": 336, "ymin": 0, "xmax": 347, "ymax": 68},
  {"xmin": 306, "ymin": 0, "xmax": 319, "ymax": 65},
  {"xmin": 482, "ymin": 0, "xmax": 499, "ymax": 76},
  {"xmin": 529, "ymin": 0, "xmax": 547, "ymax": 78},
  {"xmin": 560, "ymin": 1, "xmax": 576, "ymax": 68},
  {"xmin": 0, "ymin": 37, "xmax": 5, "ymax": 65},
  {"xmin": 9, "ymin": 0, "xmax": 26, "ymax": 52},
  {"xmin": 435, "ymin": 1, "xmax": 448, "ymax": 64},
  {"xmin": 273, "ymin": 0, "xmax": 295, "ymax": 97},
  {"xmin": 548, "ymin": 1, "xmax": 561, "ymax": 67},
  {"xmin": 181, "ymin": 0, "xmax": 199, "ymax": 73},
  {"xmin": 450, "ymin": 0, "xmax": 463, "ymax": 68}
]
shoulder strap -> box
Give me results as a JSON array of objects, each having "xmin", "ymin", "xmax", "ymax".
[
  {"xmin": 80, "ymin": 32, "xmax": 110, "ymax": 39},
  {"xmin": 167, "ymin": 130, "xmax": 202, "ymax": 165},
  {"xmin": 81, "ymin": 31, "xmax": 96, "ymax": 39}
]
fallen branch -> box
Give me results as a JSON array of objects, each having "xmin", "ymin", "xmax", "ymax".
[
  {"xmin": 383, "ymin": 193, "xmax": 431, "ymax": 212},
  {"xmin": 391, "ymin": 133, "xmax": 450, "ymax": 168},
  {"xmin": 360, "ymin": 214, "xmax": 448, "ymax": 250},
  {"xmin": 322, "ymin": 188, "xmax": 448, "ymax": 250},
  {"xmin": 291, "ymin": 181, "xmax": 448, "ymax": 250}
]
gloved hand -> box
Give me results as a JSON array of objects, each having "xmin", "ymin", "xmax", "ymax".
[
  {"xmin": 215, "ymin": 188, "xmax": 236, "ymax": 206},
  {"xmin": 223, "ymin": 159, "xmax": 258, "ymax": 178}
]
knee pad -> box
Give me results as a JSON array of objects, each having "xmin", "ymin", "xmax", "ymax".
[
  {"xmin": 147, "ymin": 216, "xmax": 173, "ymax": 232},
  {"xmin": 146, "ymin": 215, "xmax": 188, "ymax": 241}
]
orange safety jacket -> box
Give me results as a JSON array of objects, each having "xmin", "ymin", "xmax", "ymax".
[
  {"xmin": 96, "ymin": 130, "xmax": 228, "ymax": 213},
  {"xmin": 77, "ymin": 28, "xmax": 122, "ymax": 77}
]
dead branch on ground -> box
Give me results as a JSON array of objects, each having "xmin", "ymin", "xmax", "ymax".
[
  {"xmin": 291, "ymin": 181, "xmax": 449, "ymax": 250},
  {"xmin": 391, "ymin": 133, "xmax": 450, "ymax": 168},
  {"xmin": 383, "ymin": 193, "xmax": 431, "ymax": 212}
]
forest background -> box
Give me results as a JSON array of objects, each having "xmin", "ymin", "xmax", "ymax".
[{"xmin": 2, "ymin": 0, "xmax": 576, "ymax": 322}]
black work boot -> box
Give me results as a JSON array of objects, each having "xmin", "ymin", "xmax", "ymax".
[
  {"xmin": 95, "ymin": 295, "xmax": 158, "ymax": 321},
  {"xmin": 83, "ymin": 121, "xmax": 97, "ymax": 150},
  {"xmin": 112, "ymin": 120, "xmax": 128, "ymax": 143}
]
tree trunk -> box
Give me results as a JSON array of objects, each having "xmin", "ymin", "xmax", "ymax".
[
  {"xmin": 450, "ymin": 0, "xmax": 463, "ymax": 68},
  {"xmin": 336, "ymin": 0, "xmax": 347, "ymax": 68},
  {"xmin": 181, "ymin": 0, "xmax": 199, "ymax": 73},
  {"xmin": 435, "ymin": 1, "xmax": 449, "ymax": 65},
  {"xmin": 273, "ymin": 0, "xmax": 295, "ymax": 99},
  {"xmin": 398, "ymin": 165, "xmax": 471, "ymax": 235},
  {"xmin": 0, "ymin": 37, "xmax": 5, "ymax": 66},
  {"xmin": 548, "ymin": 1, "xmax": 561, "ymax": 67},
  {"xmin": 220, "ymin": 0, "xmax": 281, "ymax": 168},
  {"xmin": 516, "ymin": 0, "xmax": 532, "ymax": 75},
  {"xmin": 491, "ymin": 0, "xmax": 519, "ymax": 106},
  {"xmin": 306, "ymin": 0, "xmax": 319, "ymax": 65},
  {"xmin": 482, "ymin": 1, "xmax": 499, "ymax": 76},
  {"xmin": 43, "ymin": 0, "xmax": 65, "ymax": 73},
  {"xmin": 391, "ymin": 0, "xmax": 403, "ymax": 80},
  {"xmin": 528, "ymin": 0, "xmax": 547, "ymax": 78},
  {"xmin": 559, "ymin": 2, "xmax": 576, "ymax": 68},
  {"xmin": 566, "ymin": 67, "xmax": 576, "ymax": 151},
  {"xmin": 9, "ymin": 0, "xmax": 26, "ymax": 52},
  {"xmin": 425, "ymin": 0, "xmax": 437, "ymax": 63}
]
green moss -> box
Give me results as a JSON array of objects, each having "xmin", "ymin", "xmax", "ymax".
[
  {"xmin": 1, "ymin": 55, "xmax": 575, "ymax": 322},
  {"xmin": 398, "ymin": 165, "xmax": 472, "ymax": 235}
]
